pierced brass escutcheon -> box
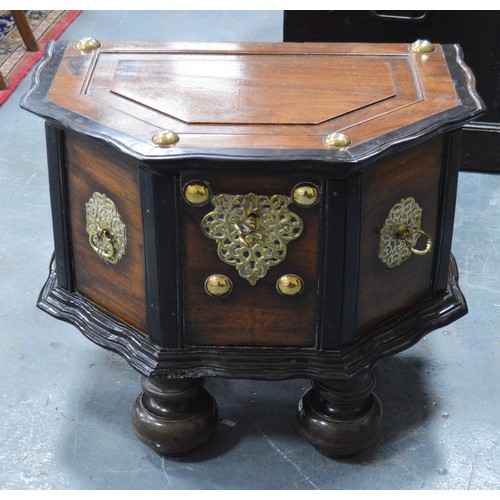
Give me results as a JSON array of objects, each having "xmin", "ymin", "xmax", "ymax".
[
  {"xmin": 378, "ymin": 197, "xmax": 432, "ymax": 268},
  {"xmin": 85, "ymin": 192, "xmax": 126, "ymax": 264},
  {"xmin": 200, "ymin": 192, "xmax": 304, "ymax": 285}
]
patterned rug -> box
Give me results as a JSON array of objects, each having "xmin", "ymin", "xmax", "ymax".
[{"xmin": 0, "ymin": 10, "xmax": 81, "ymax": 105}]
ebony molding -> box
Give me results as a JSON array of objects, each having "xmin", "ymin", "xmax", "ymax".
[
  {"xmin": 45, "ymin": 122, "xmax": 73, "ymax": 291},
  {"xmin": 140, "ymin": 168, "xmax": 183, "ymax": 348},
  {"xmin": 38, "ymin": 255, "xmax": 467, "ymax": 381}
]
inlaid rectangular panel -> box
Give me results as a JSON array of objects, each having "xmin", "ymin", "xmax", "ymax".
[{"xmin": 45, "ymin": 42, "xmax": 461, "ymax": 154}]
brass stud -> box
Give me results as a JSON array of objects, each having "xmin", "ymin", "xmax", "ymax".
[
  {"xmin": 205, "ymin": 274, "xmax": 233, "ymax": 297},
  {"xmin": 292, "ymin": 184, "xmax": 319, "ymax": 207},
  {"xmin": 276, "ymin": 274, "xmax": 304, "ymax": 297},
  {"xmin": 324, "ymin": 132, "xmax": 352, "ymax": 149},
  {"xmin": 410, "ymin": 39, "xmax": 435, "ymax": 54},
  {"xmin": 152, "ymin": 130, "xmax": 180, "ymax": 147},
  {"xmin": 184, "ymin": 182, "xmax": 211, "ymax": 206},
  {"xmin": 74, "ymin": 37, "xmax": 101, "ymax": 52}
]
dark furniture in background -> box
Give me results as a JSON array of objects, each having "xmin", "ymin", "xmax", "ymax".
[{"xmin": 283, "ymin": 10, "xmax": 500, "ymax": 173}]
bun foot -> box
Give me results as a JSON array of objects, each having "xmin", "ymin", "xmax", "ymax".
[
  {"xmin": 132, "ymin": 376, "xmax": 218, "ymax": 456},
  {"xmin": 297, "ymin": 372, "xmax": 382, "ymax": 458}
]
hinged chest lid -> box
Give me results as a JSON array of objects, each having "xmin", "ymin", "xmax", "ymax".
[{"xmin": 22, "ymin": 40, "xmax": 483, "ymax": 162}]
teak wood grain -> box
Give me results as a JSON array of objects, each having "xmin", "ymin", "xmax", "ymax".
[
  {"xmin": 356, "ymin": 137, "xmax": 443, "ymax": 333},
  {"xmin": 39, "ymin": 41, "xmax": 469, "ymax": 157},
  {"xmin": 65, "ymin": 131, "xmax": 147, "ymax": 333},
  {"xmin": 181, "ymin": 173, "xmax": 321, "ymax": 348}
]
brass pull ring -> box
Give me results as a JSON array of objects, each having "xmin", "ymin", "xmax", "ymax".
[
  {"xmin": 398, "ymin": 226, "xmax": 432, "ymax": 255},
  {"xmin": 89, "ymin": 228, "xmax": 115, "ymax": 260}
]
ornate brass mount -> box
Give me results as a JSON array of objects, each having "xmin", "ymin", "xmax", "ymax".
[
  {"xmin": 198, "ymin": 190, "xmax": 305, "ymax": 285},
  {"xmin": 85, "ymin": 192, "xmax": 127, "ymax": 264},
  {"xmin": 378, "ymin": 197, "xmax": 432, "ymax": 268}
]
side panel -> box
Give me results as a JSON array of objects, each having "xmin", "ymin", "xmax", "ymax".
[
  {"xmin": 65, "ymin": 131, "xmax": 148, "ymax": 333},
  {"xmin": 356, "ymin": 136, "xmax": 444, "ymax": 334}
]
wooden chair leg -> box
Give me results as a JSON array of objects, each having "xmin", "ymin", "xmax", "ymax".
[
  {"xmin": 0, "ymin": 71, "xmax": 8, "ymax": 90},
  {"xmin": 11, "ymin": 10, "xmax": 39, "ymax": 52}
]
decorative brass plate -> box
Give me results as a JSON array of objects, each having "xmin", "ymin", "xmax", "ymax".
[
  {"xmin": 201, "ymin": 193, "xmax": 304, "ymax": 285},
  {"xmin": 85, "ymin": 192, "xmax": 126, "ymax": 264},
  {"xmin": 378, "ymin": 197, "xmax": 432, "ymax": 268}
]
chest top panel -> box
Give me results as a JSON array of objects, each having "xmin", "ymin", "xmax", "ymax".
[{"xmin": 22, "ymin": 41, "xmax": 483, "ymax": 162}]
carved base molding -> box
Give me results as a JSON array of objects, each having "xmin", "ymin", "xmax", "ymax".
[{"xmin": 37, "ymin": 254, "xmax": 467, "ymax": 381}]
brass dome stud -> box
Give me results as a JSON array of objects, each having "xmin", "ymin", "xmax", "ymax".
[
  {"xmin": 324, "ymin": 132, "xmax": 352, "ymax": 149},
  {"xmin": 75, "ymin": 37, "xmax": 101, "ymax": 51},
  {"xmin": 292, "ymin": 184, "xmax": 319, "ymax": 207},
  {"xmin": 184, "ymin": 182, "xmax": 211, "ymax": 206},
  {"xmin": 205, "ymin": 274, "xmax": 233, "ymax": 297},
  {"xmin": 410, "ymin": 39, "xmax": 435, "ymax": 54},
  {"xmin": 152, "ymin": 130, "xmax": 180, "ymax": 147},
  {"xmin": 276, "ymin": 274, "xmax": 304, "ymax": 296}
]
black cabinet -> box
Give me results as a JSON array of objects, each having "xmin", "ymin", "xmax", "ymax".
[{"xmin": 284, "ymin": 10, "xmax": 500, "ymax": 173}]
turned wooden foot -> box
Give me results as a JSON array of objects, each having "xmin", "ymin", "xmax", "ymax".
[
  {"xmin": 297, "ymin": 371, "xmax": 382, "ymax": 458},
  {"xmin": 131, "ymin": 376, "xmax": 218, "ymax": 456}
]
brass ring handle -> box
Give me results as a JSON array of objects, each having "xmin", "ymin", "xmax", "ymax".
[
  {"xmin": 89, "ymin": 228, "xmax": 115, "ymax": 260},
  {"xmin": 398, "ymin": 226, "xmax": 432, "ymax": 255}
]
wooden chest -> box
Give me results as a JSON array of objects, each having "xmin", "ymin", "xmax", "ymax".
[{"xmin": 22, "ymin": 40, "xmax": 483, "ymax": 457}]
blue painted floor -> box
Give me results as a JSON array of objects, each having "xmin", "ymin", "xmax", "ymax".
[{"xmin": 0, "ymin": 10, "xmax": 498, "ymax": 490}]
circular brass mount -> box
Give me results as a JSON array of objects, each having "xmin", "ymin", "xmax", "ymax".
[
  {"xmin": 410, "ymin": 39, "xmax": 435, "ymax": 54},
  {"xmin": 292, "ymin": 184, "xmax": 319, "ymax": 207},
  {"xmin": 324, "ymin": 132, "xmax": 352, "ymax": 149},
  {"xmin": 184, "ymin": 182, "xmax": 212, "ymax": 206},
  {"xmin": 152, "ymin": 130, "xmax": 179, "ymax": 147},
  {"xmin": 276, "ymin": 274, "xmax": 304, "ymax": 296},
  {"xmin": 75, "ymin": 37, "xmax": 101, "ymax": 52},
  {"xmin": 205, "ymin": 274, "xmax": 233, "ymax": 297}
]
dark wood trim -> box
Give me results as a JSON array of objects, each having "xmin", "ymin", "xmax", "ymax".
[
  {"xmin": 442, "ymin": 45, "xmax": 485, "ymax": 117},
  {"xmin": 37, "ymin": 254, "xmax": 466, "ymax": 381},
  {"xmin": 45, "ymin": 122, "xmax": 73, "ymax": 291},
  {"xmin": 139, "ymin": 168, "xmax": 182, "ymax": 348},
  {"xmin": 319, "ymin": 179, "xmax": 346, "ymax": 350},
  {"xmin": 432, "ymin": 130, "xmax": 462, "ymax": 296},
  {"xmin": 320, "ymin": 175, "xmax": 362, "ymax": 350},
  {"xmin": 340, "ymin": 174, "xmax": 362, "ymax": 346}
]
